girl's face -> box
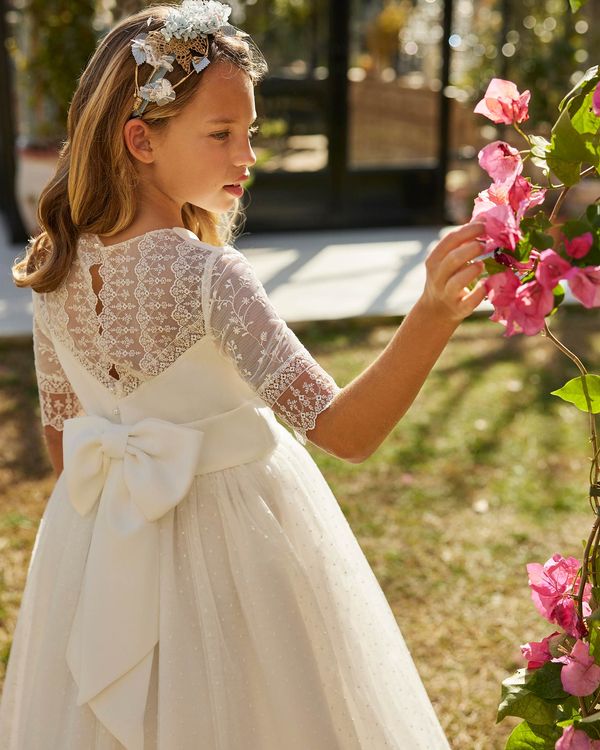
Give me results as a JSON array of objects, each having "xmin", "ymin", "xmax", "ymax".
[{"xmin": 129, "ymin": 59, "xmax": 258, "ymax": 216}]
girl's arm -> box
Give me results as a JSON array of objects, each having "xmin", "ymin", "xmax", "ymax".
[
  {"xmin": 44, "ymin": 425, "xmax": 64, "ymax": 479},
  {"xmin": 306, "ymin": 222, "xmax": 486, "ymax": 462}
]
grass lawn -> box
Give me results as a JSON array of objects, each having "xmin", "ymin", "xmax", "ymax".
[{"xmin": 1, "ymin": 307, "xmax": 600, "ymax": 749}]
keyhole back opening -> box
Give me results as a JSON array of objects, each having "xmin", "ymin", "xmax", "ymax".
[{"xmin": 89, "ymin": 263, "xmax": 121, "ymax": 382}]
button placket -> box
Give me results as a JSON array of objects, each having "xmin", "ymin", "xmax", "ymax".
[{"xmin": 109, "ymin": 378, "xmax": 120, "ymax": 416}]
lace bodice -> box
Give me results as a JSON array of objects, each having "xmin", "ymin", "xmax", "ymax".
[{"xmin": 31, "ymin": 227, "xmax": 341, "ymax": 445}]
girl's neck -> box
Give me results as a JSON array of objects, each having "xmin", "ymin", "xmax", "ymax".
[{"xmin": 96, "ymin": 209, "xmax": 183, "ymax": 248}]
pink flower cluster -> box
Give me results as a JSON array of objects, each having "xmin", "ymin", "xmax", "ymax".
[
  {"xmin": 485, "ymin": 242, "xmax": 600, "ymax": 336},
  {"xmin": 521, "ymin": 553, "xmax": 600, "ymax": 723},
  {"xmin": 472, "ymin": 140, "xmax": 546, "ymax": 254},
  {"xmin": 527, "ymin": 554, "xmax": 591, "ymax": 639},
  {"xmin": 472, "ymin": 79, "xmax": 600, "ymax": 336}
]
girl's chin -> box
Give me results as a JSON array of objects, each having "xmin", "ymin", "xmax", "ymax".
[{"xmin": 187, "ymin": 194, "xmax": 238, "ymax": 212}]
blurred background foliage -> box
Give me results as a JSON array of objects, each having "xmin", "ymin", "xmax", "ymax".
[
  {"xmin": 3, "ymin": 0, "xmax": 599, "ymax": 231},
  {"xmin": 457, "ymin": 0, "xmax": 599, "ymax": 130},
  {"xmin": 6, "ymin": 0, "xmax": 599, "ymax": 144}
]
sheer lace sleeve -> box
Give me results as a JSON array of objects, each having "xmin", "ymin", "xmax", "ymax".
[
  {"xmin": 32, "ymin": 292, "xmax": 84, "ymax": 431},
  {"xmin": 204, "ymin": 248, "xmax": 342, "ymax": 445}
]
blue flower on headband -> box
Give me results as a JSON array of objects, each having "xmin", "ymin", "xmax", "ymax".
[
  {"xmin": 138, "ymin": 79, "xmax": 176, "ymax": 105},
  {"xmin": 131, "ymin": 35, "xmax": 175, "ymax": 70},
  {"xmin": 161, "ymin": 0, "xmax": 232, "ymax": 42}
]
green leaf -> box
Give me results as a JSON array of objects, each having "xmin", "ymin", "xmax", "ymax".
[
  {"xmin": 519, "ymin": 212, "xmax": 555, "ymax": 256},
  {"xmin": 527, "ymin": 662, "xmax": 571, "ymax": 703},
  {"xmin": 505, "ymin": 720, "xmax": 562, "ymax": 750},
  {"xmin": 532, "ymin": 233, "xmax": 554, "ymax": 251},
  {"xmin": 571, "ymin": 90, "xmax": 600, "ymax": 138},
  {"xmin": 588, "ymin": 619, "xmax": 600, "ymax": 664},
  {"xmin": 497, "ymin": 665, "xmax": 571, "ymax": 727},
  {"xmin": 550, "ymin": 284, "xmax": 565, "ymax": 316},
  {"xmin": 569, "ymin": 0, "xmax": 585, "ymax": 10},
  {"xmin": 498, "ymin": 684, "xmax": 558, "ymax": 725},
  {"xmin": 531, "ymin": 135, "xmax": 551, "ymax": 155},
  {"xmin": 547, "ymin": 108, "xmax": 598, "ymax": 185},
  {"xmin": 483, "ymin": 256, "xmax": 508, "ymax": 275},
  {"xmin": 551, "ymin": 375, "xmax": 600, "ymax": 414},
  {"xmin": 559, "ymin": 65, "xmax": 599, "ymax": 111},
  {"xmin": 530, "ymin": 135, "xmax": 551, "ymax": 172},
  {"xmin": 587, "ymin": 204, "xmax": 600, "ymax": 229},
  {"xmin": 546, "ymin": 156, "xmax": 582, "ymax": 187},
  {"xmin": 562, "ymin": 219, "xmax": 593, "ymax": 239}
]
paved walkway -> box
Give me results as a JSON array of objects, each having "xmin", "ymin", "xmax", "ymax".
[{"xmin": 0, "ymin": 217, "xmax": 494, "ymax": 338}]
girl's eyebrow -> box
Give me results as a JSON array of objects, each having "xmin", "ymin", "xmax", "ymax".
[{"xmin": 206, "ymin": 116, "xmax": 258, "ymax": 124}]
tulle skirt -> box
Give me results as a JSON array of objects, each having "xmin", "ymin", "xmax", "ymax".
[{"xmin": 0, "ymin": 422, "xmax": 450, "ymax": 749}]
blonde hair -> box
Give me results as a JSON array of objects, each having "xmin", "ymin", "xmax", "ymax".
[{"xmin": 13, "ymin": 4, "xmax": 268, "ymax": 293}]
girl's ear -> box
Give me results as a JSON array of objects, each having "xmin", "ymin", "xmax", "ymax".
[{"xmin": 123, "ymin": 119, "xmax": 156, "ymax": 164}]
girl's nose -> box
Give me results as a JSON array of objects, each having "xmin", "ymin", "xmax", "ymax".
[{"xmin": 236, "ymin": 136, "xmax": 257, "ymax": 167}]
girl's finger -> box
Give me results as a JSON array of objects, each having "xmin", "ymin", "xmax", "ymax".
[
  {"xmin": 445, "ymin": 260, "xmax": 485, "ymax": 297},
  {"xmin": 427, "ymin": 223, "xmax": 485, "ymax": 266},
  {"xmin": 457, "ymin": 280, "xmax": 487, "ymax": 315},
  {"xmin": 437, "ymin": 240, "xmax": 486, "ymax": 280}
]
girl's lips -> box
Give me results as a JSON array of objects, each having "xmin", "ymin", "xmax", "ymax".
[{"xmin": 223, "ymin": 184, "xmax": 244, "ymax": 197}]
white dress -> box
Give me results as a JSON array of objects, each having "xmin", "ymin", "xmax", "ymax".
[{"xmin": 0, "ymin": 227, "xmax": 450, "ymax": 750}]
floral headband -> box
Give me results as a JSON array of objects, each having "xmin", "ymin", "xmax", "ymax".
[{"xmin": 129, "ymin": 0, "xmax": 249, "ymax": 119}]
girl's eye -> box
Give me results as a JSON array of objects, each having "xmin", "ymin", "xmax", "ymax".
[{"xmin": 212, "ymin": 125, "xmax": 260, "ymax": 141}]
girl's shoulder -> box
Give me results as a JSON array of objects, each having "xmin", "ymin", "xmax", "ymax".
[
  {"xmin": 78, "ymin": 227, "xmax": 242, "ymax": 267},
  {"xmin": 170, "ymin": 226, "xmax": 235, "ymax": 254},
  {"xmin": 79, "ymin": 226, "xmax": 240, "ymax": 258}
]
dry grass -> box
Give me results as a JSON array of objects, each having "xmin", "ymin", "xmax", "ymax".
[{"xmin": 1, "ymin": 308, "xmax": 600, "ymax": 748}]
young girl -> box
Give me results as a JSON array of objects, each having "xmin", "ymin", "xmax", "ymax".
[{"xmin": 0, "ymin": 2, "xmax": 486, "ymax": 748}]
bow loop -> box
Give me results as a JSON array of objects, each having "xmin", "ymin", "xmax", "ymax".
[{"xmin": 62, "ymin": 414, "xmax": 205, "ymax": 750}]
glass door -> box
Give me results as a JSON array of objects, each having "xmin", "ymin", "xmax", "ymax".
[
  {"xmin": 348, "ymin": 0, "xmax": 443, "ymax": 169},
  {"xmin": 231, "ymin": 0, "xmax": 334, "ymax": 229}
]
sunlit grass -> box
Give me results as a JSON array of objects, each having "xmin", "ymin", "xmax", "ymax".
[{"xmin": 1, "ymin": 308, "xmax": 599, "ymax": 749}]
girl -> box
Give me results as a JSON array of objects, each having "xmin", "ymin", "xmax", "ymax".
[{"xmin": 0, "ymin": 2, "xmax": 486, "ymax": 748}]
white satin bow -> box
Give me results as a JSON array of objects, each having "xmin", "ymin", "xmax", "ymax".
[{"xmin": 62, "ymin": 415, "xmax": 206, "ymax": 750}]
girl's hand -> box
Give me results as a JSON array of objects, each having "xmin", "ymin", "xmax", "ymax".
[{"xmin": 419, "ymin": 222, "xmax": 487, "ymax": 324}]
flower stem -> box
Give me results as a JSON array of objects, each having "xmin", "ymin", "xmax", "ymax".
[
  {"xmin": 543, "ymin": 322, "xmax": 599, "ymax": 491},
  {"xmin": 549, "ymin": 187, "xmax": 570, "ymax": 223},
  {"xmin": 542, "ymin": 321, "xmax": 600, "ymax": 639},
  {"xmin": 513, "ymin": 122, "xmax": 531, "ymax": 144}
]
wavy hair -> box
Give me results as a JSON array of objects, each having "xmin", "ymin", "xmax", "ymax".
[{"xmin": 13, "ymin": 4, "xmax": 268, "ymax": 292}]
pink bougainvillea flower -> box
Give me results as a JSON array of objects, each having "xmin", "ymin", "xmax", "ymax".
[
  {"xmin": 553, "ymin": 639, "xmax": 600, "ymax": 697},
  {"xmin": 480, "ymin": 176, "xmax": 545, "ymax": 223},
  {"xmin": 568, "ymin": 266, "xmax": 600, "ymax": 309},
  {"xmin": 520, "ymin": 631, "xmax": 562, "ymax": 669},
  {"xmin": 510, "ymin": 280, "xmax": 555, "ymax": 336},
  {"xmin": 478, "ymin": 141, "xmax": 523, "ymax": 186},
  {"xmin": 535, "ymin": 249, "xmax": 573, "ymax": 290},
  {"xmin": 474, "ymin": 78, "xmax": 531, "ymax": 125},
  {"xmin": 508, "ymin": 176, "xmax": 546, "ymax": 221},
  {"xmin": 527, "ymin": 554, "xmax": 592, "ymax": 638},
  {"xmin": 472, "ymin": 199, "xmax": 522, "ymax": 252},
  {"xmin": 593, "ymin": 82, "xmax": 600, "ymax": 117},
  {"xmin": 556, "ymin": 724, "xmax": 600, "ymax": 750},
  {"xmin": 564, "ymin": 232, "xmax": 594, "ymax": 260},
  {"xmin": 483, "ymin": 271, "xmax": 556, "ymax": 337},
  {"xmin": 484, "ymin": 270, "xmax": 521, "ymax": 336}
]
